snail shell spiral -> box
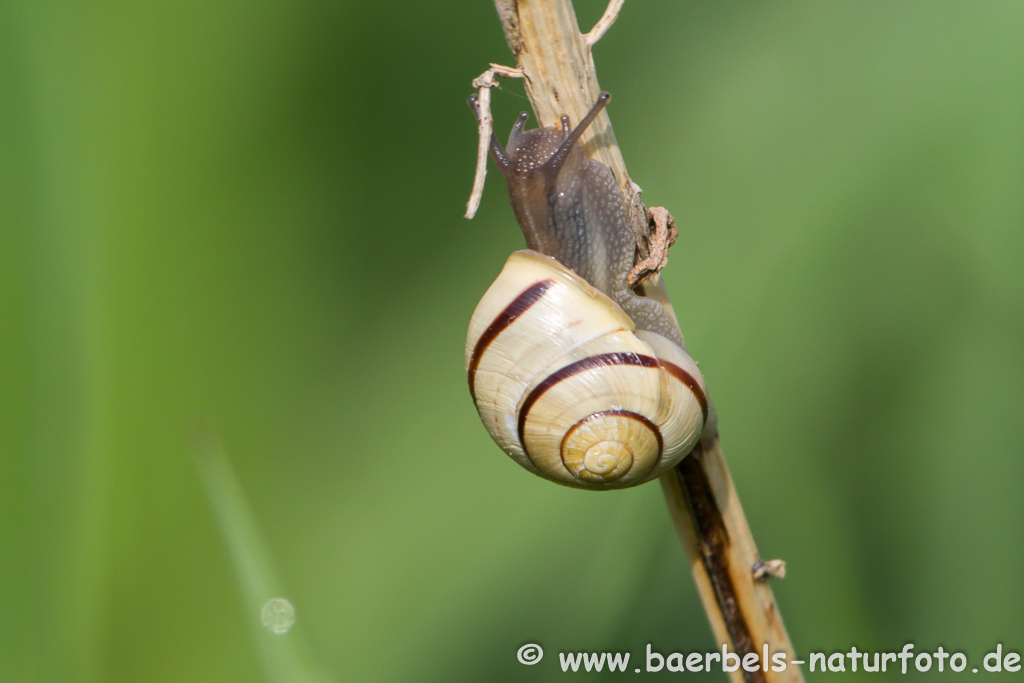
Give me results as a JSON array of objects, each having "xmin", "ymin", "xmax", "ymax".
[{"xmin": 466, "ymin": 250, "xmax": 708, "ymax": 490}]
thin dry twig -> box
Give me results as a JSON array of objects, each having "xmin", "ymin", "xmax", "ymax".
[
  {"xmin": 584, "ymin": 0, "xmax": 625, "ymax": 46},
  {"xmin": 465, "ymin": 64, "xmax": 523, "ymax": 219},
  {"xmin": 753, "ymin": 559, "xmax": 788, "ymax": 581}
]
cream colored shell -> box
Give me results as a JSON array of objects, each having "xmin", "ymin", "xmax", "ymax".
[{"xmin": 466, "ymin": 250, "xmax": 707, "ymax": 490}]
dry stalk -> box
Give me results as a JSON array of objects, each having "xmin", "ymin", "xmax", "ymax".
[{"xmin": 471, "ymin": 2, "xmax": 805, "ymax": 681}]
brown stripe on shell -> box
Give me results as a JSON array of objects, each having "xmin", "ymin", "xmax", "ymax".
[
  {"xmin": 516, "ymin": 352, "xmax": 661, "ymax": 451},
  {"xmin": 559, "ymin": 409, "xmax": 664, "ymax": 481},
  {"xmin": 658, "ymin": 359, "xmax": 709, "ymax": 424},
  {"xmin": 468, "ymin": 279, "xmax": 555, "ymax": 399}
]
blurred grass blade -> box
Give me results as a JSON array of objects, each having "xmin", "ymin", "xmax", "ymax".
[{"xmin": 196, "ymin": 437, "xmax": 333, "ymax": 683}]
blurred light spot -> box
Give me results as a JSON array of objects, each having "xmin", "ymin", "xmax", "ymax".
[{"xmin": 261, "ymin": 598, "xmax": 296, "ymax": 634}]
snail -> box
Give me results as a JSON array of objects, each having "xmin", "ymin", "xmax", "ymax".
[{"xmin": 466, "ymin": 91, "xmax": 711, "ymax": 490}]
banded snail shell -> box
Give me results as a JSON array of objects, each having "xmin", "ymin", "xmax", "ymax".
[{"xmin": 466, "ymin": 250, "xmax": 708, "ymax": 490}]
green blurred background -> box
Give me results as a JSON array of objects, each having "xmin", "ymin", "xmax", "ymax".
[{"xmin": 3, "ymin": 1, "xmax": 1022, "ymax": 681}]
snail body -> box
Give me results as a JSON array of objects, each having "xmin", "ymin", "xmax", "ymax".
[
  {"xmin": 467, "ymin": 91, "xmax": 712, "ymax": 490},
  {"xmin": 474, "ymin": 91, "xmax": 684, "ymax": 346}
]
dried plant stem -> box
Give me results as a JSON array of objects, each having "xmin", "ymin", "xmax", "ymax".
[
  {"xmin": 466, "ymin": 64, "xmax": 523, "ymax": 218},
  {"xmin": 483, "ymin": 2, "xmax": 804, "ymax": 681}
]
